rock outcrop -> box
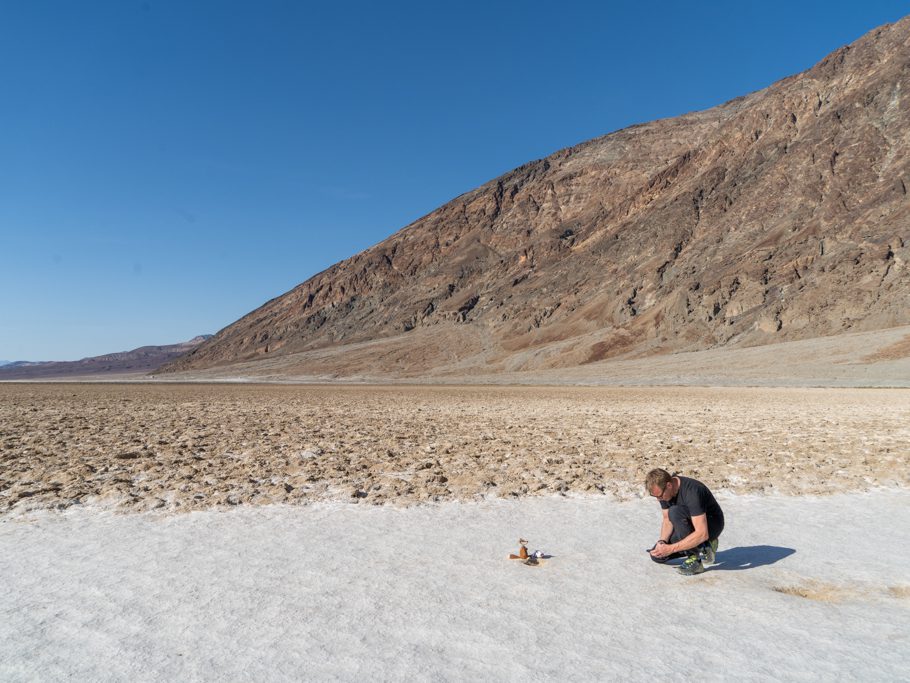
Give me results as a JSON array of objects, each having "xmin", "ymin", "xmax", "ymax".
[{"xmin": 161, "ymin": 17, "xmax": 910, "ymax": 379}]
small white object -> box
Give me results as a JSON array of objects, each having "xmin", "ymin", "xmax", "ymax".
[{"xmin": 533, "ymin": 550, "xmax": 544, "ymax": 559}]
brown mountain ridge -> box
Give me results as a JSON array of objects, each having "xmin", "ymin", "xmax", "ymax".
[{"xmin": 161, "ymin": 17, "xmax": 910, "ymax": 380}]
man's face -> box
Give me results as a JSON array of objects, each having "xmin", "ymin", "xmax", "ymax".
[{"xmin": 649, "ymin": 480, "xmax": 674, "ymax": 501}]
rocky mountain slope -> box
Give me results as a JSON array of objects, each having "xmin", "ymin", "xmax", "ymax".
[
  {"xmin": 0, "ymin": 336, "xmax": 211, "ymax": 380},
  {"xmin": 161, "ymin": 17, "xmax": 910, "ymax": 379}
]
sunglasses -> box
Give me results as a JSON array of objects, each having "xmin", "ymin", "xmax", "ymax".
[{"xmin": 650, "ymin": 482, "xmax": 670, "ymax": 498}]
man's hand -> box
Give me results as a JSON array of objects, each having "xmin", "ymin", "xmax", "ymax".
[{"xmin": 649, "ymin": 540, "xmax": 672, "ymax": 559}]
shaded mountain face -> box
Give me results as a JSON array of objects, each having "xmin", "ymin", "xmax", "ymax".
[
  {"xmin": 162, "ymin": 18, "xmax": 910, "ymax": 378},
  {"xmin": 0, "ymin": 337, "xmax": 211, "ymax": 380}
]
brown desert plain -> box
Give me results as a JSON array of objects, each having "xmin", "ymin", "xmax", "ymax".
[{"xmin": 2, "ymin": 378, "xmax": 908, "ymax": 515}]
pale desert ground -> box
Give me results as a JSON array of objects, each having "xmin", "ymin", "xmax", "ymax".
[
  {"xmin": 3, "ymin": 491, "xmax": 909, "ymax": 681},
  {"xmin": 2, "ymin": 383, "xmax": 908, "ymax": 514}
]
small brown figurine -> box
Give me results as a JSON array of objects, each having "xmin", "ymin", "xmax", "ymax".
[{"xmin": 509, "ymin": 538, "xmax": 530, "ymax": 560}]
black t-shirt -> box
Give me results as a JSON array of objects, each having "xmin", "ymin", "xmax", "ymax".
[{"xmin": 660, "ymin": 476, "xmax": 724, "ymax": 532}]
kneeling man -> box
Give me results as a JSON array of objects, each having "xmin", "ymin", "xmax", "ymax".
[{"xmin": 646, "ymin": 468, "xmax": 724, "ymax": 575}]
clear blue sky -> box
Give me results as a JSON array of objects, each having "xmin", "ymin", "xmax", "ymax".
[{"xmin": 1, "ymin": 1, "xmax": 907, "ymax": 361}]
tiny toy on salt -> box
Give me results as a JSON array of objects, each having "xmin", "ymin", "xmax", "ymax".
[
  {"xmin": 509, "ymin": 538, "xmax": 545, "ymax": 565},
  {"xmin": 508, "ymin": 538, "xmax": 530, "ymax": 560}
]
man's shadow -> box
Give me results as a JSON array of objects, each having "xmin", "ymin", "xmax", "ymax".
[{"xmin": 709, "ymin": 545, "xmax": 796, "ymax": 571}]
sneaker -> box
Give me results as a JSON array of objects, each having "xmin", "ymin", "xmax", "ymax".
[
  {"xmin": 699, "ymin": 539, "xmax": 719, "ymax": 565},
  {"xmin": 677, "ymin": 554, "xmax": 705, "ymax": 576}
]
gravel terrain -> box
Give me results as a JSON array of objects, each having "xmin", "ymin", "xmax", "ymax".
[{"xmin": 2, "ymin": 383, "xmax": 907, "ymax": 514}]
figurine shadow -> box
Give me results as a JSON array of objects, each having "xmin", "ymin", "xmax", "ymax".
[{"xmin": 708, "ymin": 545, "xmax": 796, "ymax": 571}]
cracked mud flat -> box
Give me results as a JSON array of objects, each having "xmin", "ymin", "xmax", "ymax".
[{"xmin": 1, "ymin": 383, "xmax": 908, "ymax": 514}]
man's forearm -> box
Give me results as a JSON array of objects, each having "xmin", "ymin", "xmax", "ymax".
[{"xmin": 670, "ymin": 528, "xmax": 709, "ymax": 553}]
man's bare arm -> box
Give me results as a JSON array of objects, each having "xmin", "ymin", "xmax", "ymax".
[
  {"xmin": 658, "ymin": 508, "xmax": 673, "ymax": 543},
  {"xmin": 668, "ymin": 513, "xmax": 709, "ymax": 554},
  {"xmin": 649, "ymin": 509, "xmax": 675, "ymax": 557},
  {"xmin": 651, "ymin": 513, "xmax": 709, "ymax": 558}
]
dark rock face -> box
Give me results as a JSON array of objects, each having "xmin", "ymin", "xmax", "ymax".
[
  {"xmin": 1, "ymin": 336, "xmax": 211, "ymax": 380},
  {"xmin": 162, "ymin": 18, "xmax": 910, "ymax": 378}
]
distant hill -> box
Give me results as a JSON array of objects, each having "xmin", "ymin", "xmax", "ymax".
[
  {"xmin": 0, "ymin": 336, "xmax": 211, "ymax": 380},
  {"xmin": 161, "ymin": 17, "xmax": 910, "ymax": 380}
]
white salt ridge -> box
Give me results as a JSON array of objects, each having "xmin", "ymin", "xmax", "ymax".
[{"xmin": 1, "ymin": 490, "xmax": 908, "ymax": 681}]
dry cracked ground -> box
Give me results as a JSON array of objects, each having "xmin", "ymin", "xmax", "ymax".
[{"xmin": 1, "ymin": 383, "xmax": 908, "ymax": 514}]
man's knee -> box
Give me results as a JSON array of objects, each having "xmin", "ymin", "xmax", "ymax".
[
  {"xmin": 667, "ymin": 506, "xmax": 688, "ymax": 525},
  {"xmin": 668, "ymin": 506, "xmax": 694, "ymax": 538}
]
